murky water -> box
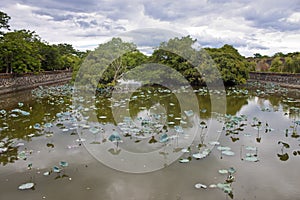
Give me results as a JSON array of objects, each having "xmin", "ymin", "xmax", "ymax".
[{"xmin": 0, "ymin": 83, "xmax": 299, "ymax": 200}]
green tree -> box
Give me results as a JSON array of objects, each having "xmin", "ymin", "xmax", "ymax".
[
  {"xmin": 77, "ymin": 37, "xmax": 138, "ymax": 88},
  {"xmin": 38, "ymin": 43, "xmax": 63, "ymax": 71},
  {"xmin": 247, "ymin": 61, "xmax": 257, "ymax": 71},
  {"xmin": 150, "ymin": 36, "xmax": 217, "ymax": 86},
  {"xmin": 282, "ymin": 56, "xmax": 300, "ymax": 73},
  {"xmin": 55, "ymin": 43, "xmax": 78, "ymax": 56},
  {"xmin": 285, "ymin": 57, "xmax": 294, "ymax": 73},
  {"xmin": 38, "ymin": 43, "xmax": 83, "ymax": 71},
  {"xmin": 274, "ymin": 52, "xmax": 285, "ymax": 57},
  {"xmin": 270, "ymin": 57, "xmax": 283, "ymax": 72},
  {"xmin": 100, "ymin": 48, "xmax": 148, "ymax": 86},
  {"xmin": 294, "ymin": 55, "xmax": 300, "ymax": 73},
  {"xmin": 0, "ymin": 30, "xmax": 42, "ymax": 73},
  {"xmin": 0, "ymin": 11, "xmax": 10, "ymax": 35},
  {"xmin": 61, "ymin": 54, "xmax": 81, "ymax": 70},
  {"xmin": 254, "ymin": 53, "xmax": 262, "ymax": 58},
  {"xmin": 205, "ymin": 44, "xmax": 249, "ymax": 85}
]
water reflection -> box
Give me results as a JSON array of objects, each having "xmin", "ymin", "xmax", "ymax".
[
  {"xmin": 0, "ymin": 84, "xmax": 299, "ymax": 199},
  {"xmin": 0, "ymin": 85, "xmax": 299, "ymax": 166}
]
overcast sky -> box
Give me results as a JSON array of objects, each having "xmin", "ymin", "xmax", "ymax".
[{"xmin": 1, "ymin": 0, "xmax": 300, "ymax": 56}]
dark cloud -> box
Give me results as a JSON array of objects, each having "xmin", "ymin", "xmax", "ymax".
[
  {"xmin": 77, "ymin": 21, "xmax": 91, "ymax": 28},
  {"xmin": 142, "ymin": 0, "xmax": 300, "ymax": 32},
  {"xmin": 242, "ymin": 6, "xmax": 299, "ymax": 31},
  {"xmin": 19, "ymin": 0, "xmax": 99, "ymax": 12},
  {"xmin": 143, "ymin": 2, "xmax": 185, "ymax": 21},
  {"xmin": 247, "ymin": 43, "xmax": 269, "ymax": 50},
  {"xmin": 119, "ymin": 28, "xmax": 183, "ymax": 47},
  {"xmin": 33, "ymin": 10, "xmax": 74, "ymax": 21}
]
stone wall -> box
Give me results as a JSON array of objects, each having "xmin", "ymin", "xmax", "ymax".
[
  {"xmin": 248, "ymin": 72, "xmax": 300, "ymax": 89},
  {"xmin": 0, "ymin": 70, "xmax": 72, "ymax": 95}
]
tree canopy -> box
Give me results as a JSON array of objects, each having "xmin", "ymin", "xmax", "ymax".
[
  {"xmin": 251, "ymin": 52, "xmax": 300, "ymax": 73},
  {"xmin": 0, "ymin": 11, "xmax": 85, "ymax": 74},
  {"xmin": 80, "ymin": 36, "xmax": 252, "ymax": 88},
  {"xmin": 0, "ymin": 11, "xmax": 10, "ymax": 35},
  {"xmin": 205, "ymin": 44, "xmax": 250, "ymax": 85}
]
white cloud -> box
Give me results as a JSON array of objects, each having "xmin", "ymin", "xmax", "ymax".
[{"xmin": 285, "ymin": 12, "xmax": 300, "ymax": 24}]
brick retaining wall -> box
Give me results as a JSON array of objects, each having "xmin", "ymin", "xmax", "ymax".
[
  {"xmin": 0, "ymin": 70, "xmax": 73, "ymax": 95},
  {"xmin": 248, "ymin": 72, "xmax": 300, "ymax": 89}
]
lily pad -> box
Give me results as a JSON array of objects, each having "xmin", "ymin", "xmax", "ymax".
[
  {"xmin": 195, "ymin": 183, "xmax": 207, "ymax": 189},
  {"xmin": 217, "ymin": 146, "xmax": 231, "ymax": 151},
  {"xmin": 75, "ymin": 139, "xmax": 86, "ymax": 143},
  {"xmin": 11, "ymin": 108, "xmax": 30, "ymax": 116},
  {"xmin": 245, "ymin": 146, "xmax": 257, "ymax": 151},
  {"xmin": 59, "ymin": 161, "xmax": 69, "ymax": 167},
  {"xmin": 181, "ymin": 148, "xmax": 190, "ymax": 153},
  {"xmin": 53, "ymin": 166, "xmax": 62, "ymax": 173},
  {"xmin": 180, "ymin": 120, "xmax": 187, "ymax": 125},
  {"xmin": 192, "ymin": 152, "xmax": 208, "ymax": 159},
  {"xmin": 44, "ymin": 123, "xmax": 53, "ymax": 128},
  {"xmin": 109, "ymin": 132, "xmax": 122, "ymax": 142},
  {"xmin": 179, "ymin": 158, "xmax": 190, "ymax": 163},
  {"xmin": 17, "ymin": 151, "xmax": 27, "ymax": 160},
  {"xmin": 174, "ymin": 126, "xmax": 184, "ymax": 133},
  {"xmin": 209, "ymin": 141, "xmax": 220, "ymax": 146},
  {"xmin": 222, "ymin": 150, "xmax": 235, "ymax": 156},
  {"xmin": 89, "ymin": 127, "xmax": 99, "ymax": 134},
  {"xmin": 43, "ymin": 171, "xmax": 50, "ymax": 176},
  {"xmin": 159, "ymin": 133, "xmax": 169, "ymax": 143},
  {"xmin": 184, "ymin": 110, "xmax": 194, "ymax": 117},
  {"xmin": 33, "ymin": 123, "xmax": 41, "ymax": 130},
  {"xmin": 0, "ymin": 147, "xmax": 8, "ymax": 153},
  {"xmin": 244, "ymin": 156, "xmax": 259, "ymax": 162},
  {"xmin": 228, "ymin": 167, "xmax": 236, "ymax": 174},
  {"xmin": 217, "ymin": 183, "xmax": 232, "ymax": 193},
  {"xmin": 18, "ymin": 182, "xmax": 35, "ymax": 190},
  {"xmin": 218, "ymin": 169, "xmax": 228, "ymax": 174}
]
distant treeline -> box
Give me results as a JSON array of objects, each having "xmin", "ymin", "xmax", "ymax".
[
  {"xmin": 0, "ymin": 11, "xmax": 87, "ymax": 74},
  {"xmin": 248, "ymin": 52, "xmax": 300, "ymax": 73}
]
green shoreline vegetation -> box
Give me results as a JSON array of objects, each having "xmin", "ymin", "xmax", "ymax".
[{"xmin": 0, "ymin": 11, "xmax": 299, "ymax": 89}]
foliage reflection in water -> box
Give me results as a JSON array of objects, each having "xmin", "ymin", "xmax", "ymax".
[{"xmin": 0, "ymin": 83, "xmax": 299, "ymax": 199}]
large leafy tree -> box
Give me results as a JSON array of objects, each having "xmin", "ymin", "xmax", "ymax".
[
  {"xmin": 38, "ymin": 42, "xmax": 63, "ymax": 71},
  {"xmin": 205, "ymin": 44, "xmax": 250, "ymax": 85},
  {"xmin": 0, "ymin": 11, "xmax": 83, "ymax": 74},
  {"xmin": 78, "ymin": 37, "xmax": 147, "ymax": 88},
  {"xmin": 283, "ymin": 55, "xmax": 300, "ymax": 73},
  {"xmin": 0, "ymin": 30, "xmax": 42, "ymax": 73},
  {"xmin": 150, "ymin": 36, "xmax": 248, "ymax": 86},
  {"xmin": 46, "ymin": 43, "xmax": 82, "ymax": 71},
  {"xmin": 150, "ymin": 36, "xmax": 210, "ymax": 86},
  {"xmin": 0, "ymin": 11, "xmax": 10, "ymax": 35},
  {"xmin": 270, "ymin": 57, "xmax": 283, "ymax": 72},
  {"xmin": 61, "ymin": 53, "xmax": 81, "ymax": 70}
]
